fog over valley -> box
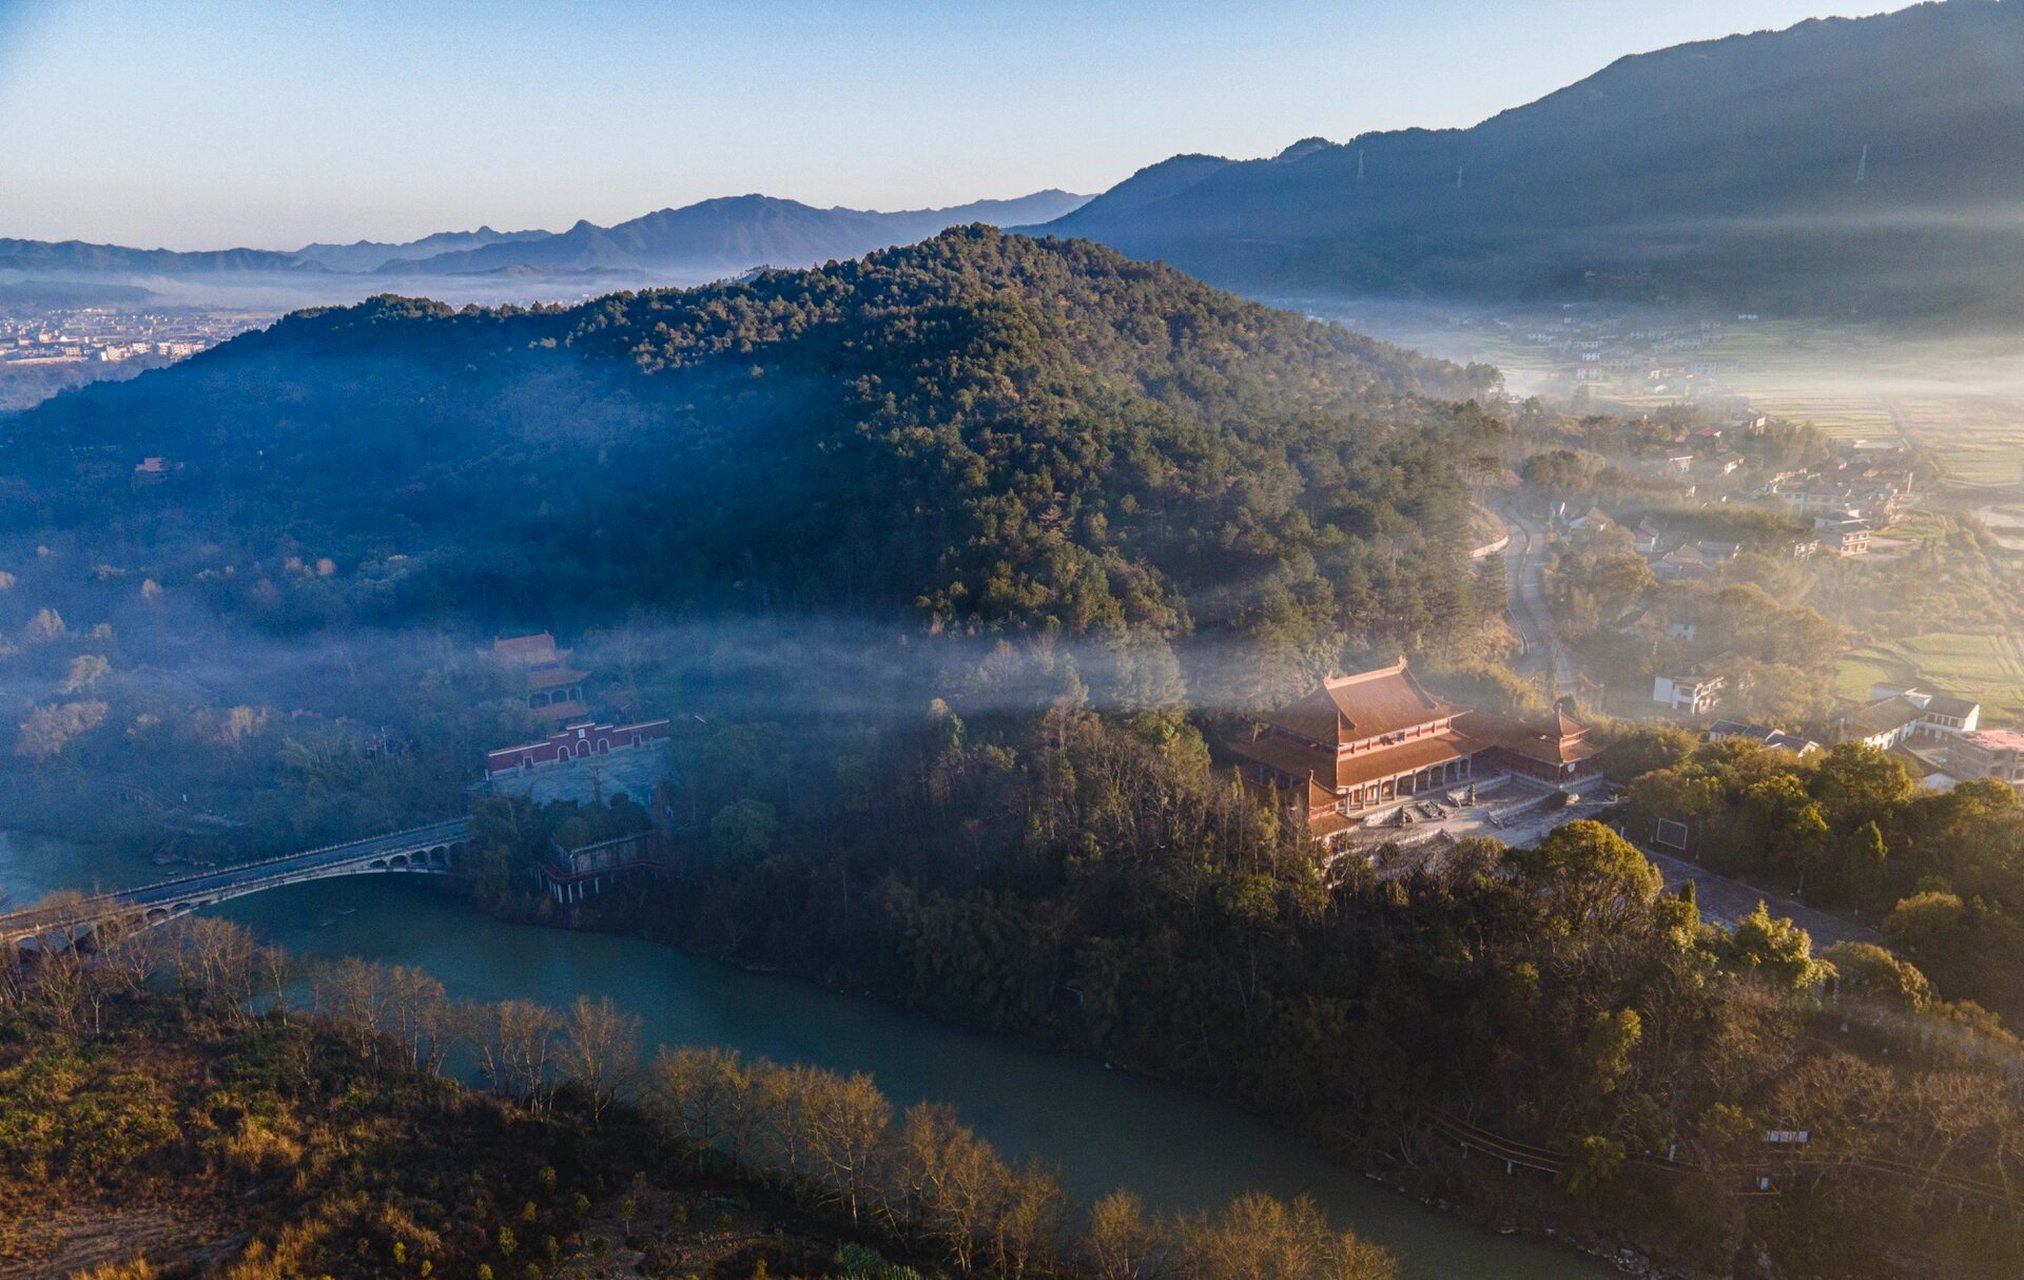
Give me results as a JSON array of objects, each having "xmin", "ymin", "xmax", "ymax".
[{"xmin": 5, "ymin": 6, "xmax": 2024, "ymax": 1280}]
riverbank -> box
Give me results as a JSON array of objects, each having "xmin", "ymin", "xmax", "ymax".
[
  {"xmin": 551, "ymin": 882, "xmax": 1701, "ymax": 1280},
  {"xmin": 2, "ymin": 829, "xmax": 1607, "ymax": 1279}
]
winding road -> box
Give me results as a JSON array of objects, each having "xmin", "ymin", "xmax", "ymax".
[
  {"xmin": 1487, "ymin": 501, "xmax": 1876, "ymax": 949},
  {"xmin": 1495, "ymin": 503, "xmax": 1575, "ymax": 702}
]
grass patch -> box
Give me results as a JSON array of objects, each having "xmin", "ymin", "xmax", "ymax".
[{"xmin": 1843, "ymin": 633, "xmax": 2024, "ymax": 726}]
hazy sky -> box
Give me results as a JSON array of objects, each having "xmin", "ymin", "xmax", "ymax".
[{"xmin": 1, "ymin": 0, "xmax": 1896, "ymax": 250}]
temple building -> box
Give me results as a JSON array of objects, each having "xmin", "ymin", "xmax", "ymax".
[
  {"xmin": 480, "ymin": 632, "xmax": 591, "ymax": 728},
  {"xmin": 1228, "ymin": 659, "xmax": 1602, "ymax": 842},
  {"xmin": 1454, "ymin": 706, "xmax": 1604, "ymax": 786}
]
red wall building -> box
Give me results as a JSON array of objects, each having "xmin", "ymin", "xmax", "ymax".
[{"xmin": 484, "ymin": 718, "xmax": 671, "ymax": 778}]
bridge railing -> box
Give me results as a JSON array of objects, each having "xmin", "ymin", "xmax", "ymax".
[{"xmin": 0, "ymin": 817, "xmax": 473, "ymax": 933}]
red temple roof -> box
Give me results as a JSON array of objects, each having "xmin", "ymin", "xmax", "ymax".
[
  {"xmin": 486, "ymin": 632, "xmax": 566, "ymax": 664},
  {"xmin": 1231, "ymin": 728, "xmax": 1475, "ymax": 794},
  {"xmin": 1455, "ymin": 709, "xmax": 1599, "ymax": 768},
  {"xmin": 1260, "ymin": 659, "xmax": 1456, "ymax": 747}
]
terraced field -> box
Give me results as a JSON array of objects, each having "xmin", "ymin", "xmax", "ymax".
[
  {"xmin": 1976, "ymin": 503, "xmax": 2024, "ymax": 553},
  {"xmin": 1837, "ymin": 632, "xmax": 2024, "ymax": 726},
  {"xmin": 1884, "ymin": 395, "xmax": 2024, "ymax": 490}
]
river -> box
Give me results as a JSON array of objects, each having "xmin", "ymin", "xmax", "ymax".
[{"xmin": 0, "ymin": 829, "xmax": 1608, "ymax": 1279}]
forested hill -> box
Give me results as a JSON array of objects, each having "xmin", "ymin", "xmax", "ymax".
[
  {"xmin": 1, "ymin": 228, "xmax": 1501, "ymax": 660},
  {"xmin": 1036, "ymin": 1, "xmax": 2024, "ymax": 317}
]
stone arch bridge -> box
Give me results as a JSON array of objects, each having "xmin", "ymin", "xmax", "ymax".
[{"xmin": 0, "ymin": 818, "xmax": 472, "ymax": 949}]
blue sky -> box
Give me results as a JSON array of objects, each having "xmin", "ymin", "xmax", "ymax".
[{"xmin": 0, "ymin": 0, "xmax": 1896, "ymax": 249}]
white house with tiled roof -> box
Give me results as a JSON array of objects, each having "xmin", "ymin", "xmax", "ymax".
[{"xmin": 1839, "ymin": 684, "xmax": 1982, "ymax": 751}]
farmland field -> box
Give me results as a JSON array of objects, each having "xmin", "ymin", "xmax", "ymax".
[
  {"xmin": 1884, "ymin": 395, "xmax": 2024, "ymax": 490},
  {"xmin": 1301, "ymin": 301, "xmax": 2024, "ymax": 495},
  {"xmin": 1837, "ymin": 632, "xmax": 2024, "ymax": 726}
]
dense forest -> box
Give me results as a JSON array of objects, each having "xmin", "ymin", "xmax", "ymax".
[
  {"xmin": 0, "ymin": 229, "xmax": 1509, "ymax": 847},
  {"xmin": 0, "ymin": 228, "xmax": 1497, "ymax": 666},
  {"xmin": 535, "ymin": 706, "xmax": 2024, "ymax": 1280},
  {"xmin": 1616, "ymin": 730, "xmax": 2024, "ymax": 1023}
]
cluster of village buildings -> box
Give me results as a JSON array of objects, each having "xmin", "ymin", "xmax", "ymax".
[
  {"xmin": 1521, "ymin": 311, "xmax": 1742, "ymax": 402},
  {"xmin": 0, "ymin": 304, "xmax": 263, "ymax": 411},
  {"xmin": 1553, "ymin": 433, "xmax": 1916, "ymax": 572},
  {"xmin": 0, "ymin": 306, "xmax": 249, "ymax": 366},
  {"xmin": 1676, "ymin": 678, "xmax": 2021, "ymax": 792}
]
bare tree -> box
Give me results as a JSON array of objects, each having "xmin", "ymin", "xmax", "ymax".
[
  {"xmin": 166, "ymin": 918, "xmax": 257, "ymax": 1023},
  {"xmin": 992, "ymin": 1159, "xmax": 1066, "ymax": 1280},
  {"xmin": 386, "ymin": 964, "xmax": 450, "ymax": 1072},
  {"xmin": 649, "ymin": 1045, "xmax": 751, "ymax": 1169},
  {"xmin": 316, "ymin": 956, "xmax": 389, "ymax": 1063},
  {"xmin": 753, "ymin": 1061, "xmax": 815, "ymax": 1180},
  {"xmin": 255, "ymin": 944, "xmax": 295, "ymax": 1024},
  {"xmin": 558, "ymin": 994, "xmax": 641, "ymax": 1125},
  {"xmin": 1087, "ymin": 1190, "xmax": 1171, "ymax": 1280},
  {"xmin": 464, "ymin": 999, "xmax": 563, "ymax": 1111},
  {"xmin": 798, "ymin": 1068, "xmax": 892, "ymax": 1224},
  {"xmin": 897, "ymin": 1102, "xmax": 1011, "ymax": 1274},
  {"xmin": 1177, "ymin": 1193, "xmax": 1395, "ymax": 1280},
  {"xmin": 98, "ymin": 917, "xmax": 168, "ymax": 1005}
]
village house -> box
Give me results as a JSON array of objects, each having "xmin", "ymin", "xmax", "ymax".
[
  {"xmin": 1950, "ymin": 730, "xmax": 2024, "ymax": 789},
  {"xmin": 1779, "ymin": 485, "xmax": 1858, "ymax": 517},
  {"xmin": 1227, "ymin": 659, "xmax": 1601, "ymax": 843},
  {"xmin": 1653, "ymin": 667, "xmax": 1726, "ymax": 715},
  {"xmin": 1552, "ymin": 502, "xmax": 1614, "ymax": 541},
  {"xmin": 1838, "ymin": 685, "xmax": 1982, "ymax": 751},
  {"xmin": 1708, "ymin": 719, "xmax": 1821, "ymax": 756},
  {"xmin": 1653, "ymin": 545, "xmax": 1712, "ymax": 581},
  {"xmin": 1817, "ymin": 518, "xmax": 1872, "ymax": 557},
  {"xmin": 131, "ymin": 456, "xmax": 182, "ymax": 486},
  {"xmin": 1867, "ymin": 685, "xmax": 1981, "ymax": 737}
]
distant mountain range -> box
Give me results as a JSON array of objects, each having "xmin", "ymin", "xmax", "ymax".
[
  {"xmin": 12, "ymin": 3, "xmax": 2024, "ymax": 319},
  {"xmin": 1030, "ymin": 1, "xmax": 2024, "ymax": 318},
  {"xmin": 292, "ymin": 227, "xmax": 552, "ymax": 273},
  {"xmin": 0, "ymin": 191, "xmax": 1092, "ymax": 300},
  {"xmin": 392, "ymin": 192, "xmax": 1093, "ymax": 279}
]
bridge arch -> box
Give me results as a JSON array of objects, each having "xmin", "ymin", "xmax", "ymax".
[{"xmin": 0, "ymin": 817, "xmax": 476, "ymax": 944}]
